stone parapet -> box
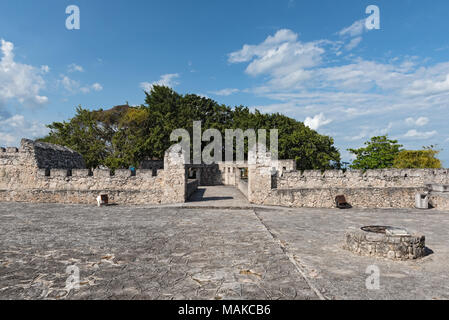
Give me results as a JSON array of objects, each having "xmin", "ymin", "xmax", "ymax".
[
  {"xmin": 257, "ymin": 187, "xmax": 425, "ymax": 208},
  {"xmin": 277, "ymin": 169, "xmax": 449, "ymax": 189},
  {"xmin": 0, "ymin": 140, "xmax": 188, "ymax": 205}
]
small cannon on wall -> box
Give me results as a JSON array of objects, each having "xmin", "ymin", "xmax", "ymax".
[{"xmin": 335, "ymin": 195, "xmax": 352, "ymax": 209}]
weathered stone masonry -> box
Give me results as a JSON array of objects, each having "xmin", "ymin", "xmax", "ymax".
[
  {"xmin": 1, "ymin": 139, "xmax": 449, "ymax": 209},
  {"xmin": 0, "ymin": 140, "xmax": 186, "ymax": 205},
  {"xmin": 246, "ymin": 150, "xmax": 449, "ymax": 210}
]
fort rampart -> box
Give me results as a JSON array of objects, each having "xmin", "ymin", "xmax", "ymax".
[
  {"xmin": 0, "ymin": 139, "xmax": 186, "ymax": 205},
  {"xmin": 1, "ymin": 139, "xmax": 448, "ymax": 210},
  {"xmin": 246, "ymin": 150, "xmax": 449, "ymax": 210}
]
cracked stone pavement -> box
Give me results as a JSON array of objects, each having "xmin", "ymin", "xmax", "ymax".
[{"xmin": 1, "ymin": 186, "xmax": 449, "ymax": 300}]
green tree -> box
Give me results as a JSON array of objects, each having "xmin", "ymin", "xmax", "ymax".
[
  {"xmin": 393, "ymin": 147, "xmax": 442, "ymax": 169},
  {"xmin": 348, "ymin": 135, "xmax": 403, "ymax": 170},
  {"xmin": 40, "ymin": 86, "xmax": 341, "ymax": 170},
  {"xmin": 39, "ymin": 106, "xmax": 111, "ymax": 169}
]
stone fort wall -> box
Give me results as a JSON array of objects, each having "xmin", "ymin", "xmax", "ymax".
[
  {"xmin": 247, "ymin": 150, "xmax": 449, "ymax": 210},
  {"xmin": 1, "ymin": 139, "xmax": 449, "ymax": 209},
  {"xmin": 276, "ymin": 169, "xmax": 449, "ymax": 189},
  {"xmin": 0, "ymin": 140, "xmax": 187, "ymax": 205}
]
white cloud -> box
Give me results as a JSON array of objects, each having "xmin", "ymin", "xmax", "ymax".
[
  {"xmin": 230, "ymin": 31, "xmax": 449, "ymax": 119},
  {"xmin": 209, "ymin": 88, "xmax": 239, "ymax": 96},
  {"xmin": 403, "ymin": 74, "xmax": 449, "ymax": 96},
  {"xmin": 0, "ymin": 132, "xmax": 15, "ymax": 146},
  {"xmin": 40, "ymin": 65, "xmax": 50, "ymax": 74},
  {"xmin": 59, "ymin": 75, "xmax": 79, "ymax": 93},
  {"xmin": 405, "ymin": 117, "xmax": 429, "ymax": 127},
  {"xmin": 58, "ymin": 75, "xmax": 103, "ymax": 94},
  {"xmin": 337, "ymin": 19, "xmax": 373, "ymax": 52},
  {"xmin": 68, "ymin": 63, "xmax": 84, "ymax": 73},
  {"xmin": 229, "ymin": 29, "xmax": 299, "ymax": 63},
  {"xmin": 0, "ymin": 39, "xmax": 48, "ymax": 107},
  {"xmin": 228, "ymin": 26, "xmax": 449, "ymax": 163},
  {"xmin": 140, "ymin": 73, "xmax": 180, "ymax": 91},
  {"xmin": 0, "ymin": 114, "xmax": 48, "ymax": 147},
  {"xmin": 404, "ymin": 129, "xmax": 437, "ymax": 140},
  {"xmin": 345, "ymin": 37, "xmax": 363, "ymax": 51},
  {"xmin": 92, "ymin": 83, "xmax": 103, "ymax": 91},
  {"xmin": 304, "ymin": 113, "xmax": 332, "ymax": 130},
  {"xmin": 345, "ymin": 131, "xmax": 368, "ymax": 141},
  {"xmin": 188, "ymin": 61, "xmax": 196, "ymax": 73},
  {"xmin": 228, "ymin": 25, "xmax": 381, "ymax": 91},
  {"xmin": 338, "ymin": 19, "xmax": 366, "ymax": 38},
  {"xmin": 228, "ymin": 29, "xmax": 325, "ymax": 89}
]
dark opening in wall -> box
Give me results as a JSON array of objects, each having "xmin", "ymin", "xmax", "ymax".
[
  {"xmin": 187, "ymin": 168, "xmax": 197, "ymax": 179},
  {"xmin": 44, "ymin": 168, "xmax": 50, "ymax": 177},
  {"xmin": 88, "ymin": 169, "xmax": 93, "ymax": 177},
  {"xmin": 67, "ymin": 169, "xmax": 72, "ymax": 177},
  {"xmin": 271, "ymin": 172, "xmax": 278, "ymax": 189},
  {"xmin": 152, "ymin": 168, "xmax": 158, "ymax": 177}
]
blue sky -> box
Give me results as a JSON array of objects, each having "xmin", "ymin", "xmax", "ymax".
[{"xmin": 1, "ymin": 0, "xmax": 449, "ymax": 165}]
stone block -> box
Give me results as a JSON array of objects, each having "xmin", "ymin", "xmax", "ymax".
[
  {"xmin": 72, "ymin": 169, "xmax": 91, "ymax": 177},
  {"xmin": 136, "ymin": 170, "xmax": 154, "ymax": 179},
  {"xmin": 51, "ymin": 169, "xmax": 70, "ymax": 178},
  {"xmin": 114, "ymin": 169, "xmax": 132, "ymax": 178},
  {"xmin": 38, "ymin": 169, "xmax": 50, "ymax": 177},
  {"xmin": 94, "ymin": 169, "xmax": 111, "ymax": 178}
]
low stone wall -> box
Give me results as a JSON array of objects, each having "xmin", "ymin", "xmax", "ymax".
[
  {"xmin": 0, "ymin": 189, "xmax": 164, "ymax": 205},
  {"xmin": 0, "ymin": 166, "xmax": 185, "ymax": 205},
  {"xmin": 35, "ymin": 169, "xmax": 164, "ymax": 191},
  {"xmin": 277, "ymin": 169, "xmax": 449, "ymax": 189},
  {"xmin": 0, "ymin": 141, "xmax": 187, "ymax": 205},
  {"xmin": 260, "ymin": 187, "xmax": 425, "ymax": 209},
  {"xmin": 246, "ymin": 150, "xmax": 449, "ymax": 209}
]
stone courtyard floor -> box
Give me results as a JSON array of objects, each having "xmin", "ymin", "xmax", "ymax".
[{"xmin": 1, "ymin": 190, "xmax": 449, "ymax": 300}]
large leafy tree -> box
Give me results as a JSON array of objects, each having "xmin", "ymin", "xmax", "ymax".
[
  {"xmin": 393, "ymin": 147, "xmax": 442, "ymax": 169},
  {"xmin": 40, "ymin": 106, "xmax": 112, "ymax": 168},
  {"xmin": 348, "ymin": 135, "xmax": 403, "ymax": 170},
  {"xmin": 40, "ymin": 86, "xmax": 341, "ymax": 170}
]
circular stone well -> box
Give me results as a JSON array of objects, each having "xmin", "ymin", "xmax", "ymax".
[{"xmin": 344, "ymin": 226, "xmax": 426, "ymax": 261}]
